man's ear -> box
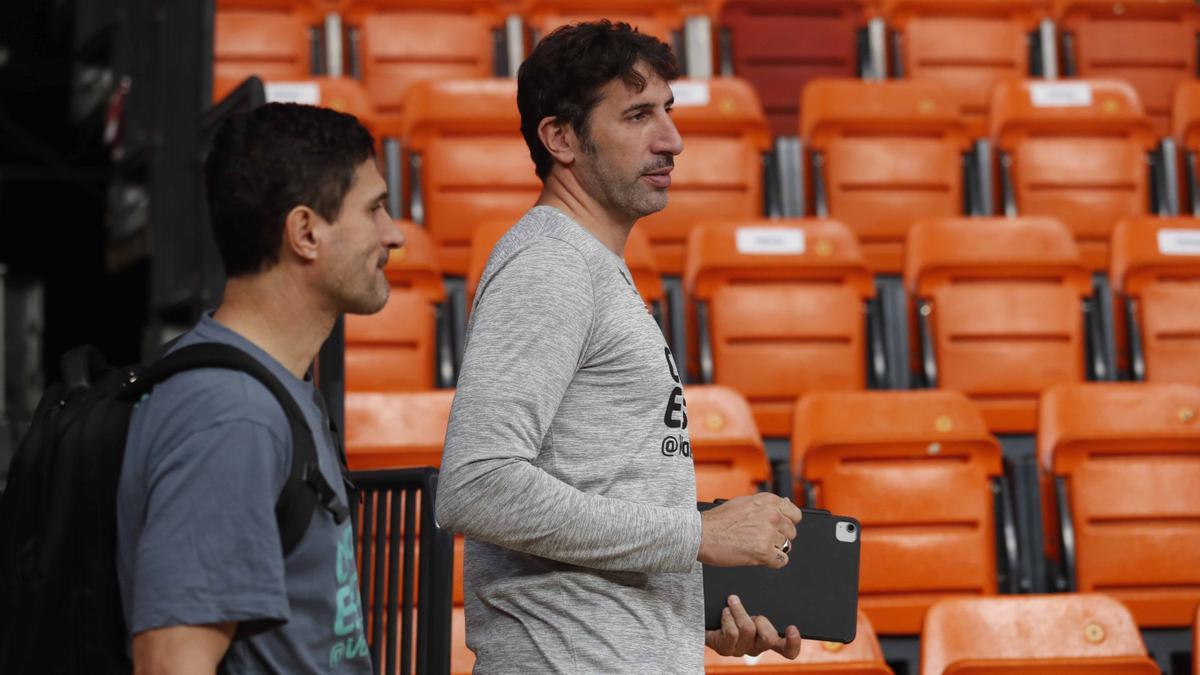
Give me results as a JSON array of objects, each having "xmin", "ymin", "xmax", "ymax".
[
  {"xmin": 537, "ymin": 116, "xmax": 576, "ymax": 168},
  {"xmin": 283, "ymin": 205, "xmax": 320, "ymax": 262}
]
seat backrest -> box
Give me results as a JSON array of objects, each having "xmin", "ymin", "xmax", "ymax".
[
  {"xmin": 350, "ymin": 0, "xmax": 498, "ymax": 134},
  {"xmin": 344, "ymin": 389, "xmax": 455, "ymax": 469},
  {"xmin": 990, "ymin": 78, "xmax": 1157, "ymax": 270},
  {"xmin": 213, "ymin": 4, "xmax": 313, "ymax": 100},
  {"xmin": 402, "ymin": 79, "xmax": 541, "ymax": 274},
  {"xmin": 635, "ymin": 77, "xmax": 772, "ymax": 274},
  {"xmin": 1173, "ymin": 80, "xmax": 1200, "ymax": 156},
  {"xmin": 1039, "ymin": 382, "xmax": 1200, "ymax": 627},
  {"xmin": 705, "ymin": 610, "xmax": 893, "ymax": 674},
  {"xmin": 1111, "ymin": 217, "xmax": 1200, "ymax": 383},
  {"xmin": 385, "ymin": 220, "xmax": 446, "ymax": 302},
  {"xmin": 906, "ymin": 216, "xmax": 1091, "ymax": 432},
  {"xmin": 684, "ymin": 218, "xmax": 874, "ymax": 436},
  {"xmin": 525, "ymin": 0, "xmax": 685, "ymax": 44},
  {"xmin": 1055, "ymin": 0, "xmax": 1200, "ymax": 136},
  {"xmin": 718, "ymin": 0, "xmax": 866, "ymax": 137},
  {"xmin": 922, "ymin": 594, "xmax": 1158, "ymax": 674},
  {"xmin": 228, "ymin": 76, "xmax": 379, "ymax": 130},
  {"xmin": 885, "ymin": 0, "xmax": 1048, "ymax": 136},
  {"xmin": 803, "ymin": 79, "xmax": 972, "ymax": 273},
  {"xmin": 793, "ymin": 390, "xmax": 1003, "ymax": 634},
  {"xmin": 682, "ymin": 384, "xmax": 770, "ymax": 500}
]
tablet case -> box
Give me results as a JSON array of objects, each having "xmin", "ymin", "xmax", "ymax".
[{"xmin": 700, "ymin": 504, "xmax": 861, "ymax": 643}]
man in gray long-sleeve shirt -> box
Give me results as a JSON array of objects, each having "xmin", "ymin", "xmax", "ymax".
[{"xmin": 436, "ymin": 21, "xmax": 805, "ymax": 672}]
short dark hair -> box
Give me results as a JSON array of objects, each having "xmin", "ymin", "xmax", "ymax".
[
  {"xmin": 204, "ymin": 103, "xmax": 375, "ymax": 278},
  {"xmin": 517, "ymin": 21, "xmax": 678, "ymax": 180}
]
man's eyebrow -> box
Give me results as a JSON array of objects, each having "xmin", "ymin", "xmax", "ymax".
[
  {"xmin": 621, "ymin": 95, "xmax": 675, "ymax": 116},
  {"xmin": 370, "ymin": 189, "xmax": 388, "ymax": 205}
]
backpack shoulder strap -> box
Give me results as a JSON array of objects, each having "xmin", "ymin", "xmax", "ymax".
[{"xmin": 124, "ymin": 343, "xmax": 330, "ymax": 556}]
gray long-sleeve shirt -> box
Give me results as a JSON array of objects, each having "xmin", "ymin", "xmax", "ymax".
[{"xmin": 436, "ymin": 205, "xmax": 704, "ymax": 673}]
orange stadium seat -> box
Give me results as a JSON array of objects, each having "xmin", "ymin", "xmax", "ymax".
[
  {"xmin": 1195, "ymin": 605, "xmax": 1199, "ymax": 675},
  {"xmin": 401, "ymin": 79, "xmax": 541, "ymax": 274},
  {"xmin": 1055, "ymin": 0, "xmax": 1200, "ymax": 137},
  {"xmin": 906, "ymin": 216, "xmax": 1092, "ymax": 433},
  {"xmin": 990, "ymin": 79, "xmax": 1157, "ymax": 270},
  {"xmin": 229, "ymin": 76, "xmax": 380, "ymax": 134},
  {"xmin": 802, "ymin": 79, "xmax": 973, "ymax": 273},
  {"xmin": 525, "ymin": 0, "xmax": 686, "ymax": 44},
  {"xmin": 636, "ymin": 77, "xmax": 772, "ymax": 274},
  {"xmin": 792, "ymin": 390, "xmax": 1006, "ymax": 635},
  {"xmin": 683, "ymin": 219, "xmax": 875, "ymax": 437},
  {"xmin": 1039, "ymin": 383, "xmax": 1200, "ymax": 627},
  {"xmin": 345, "ymin": 221, "xmax": 445, "ymax": 392},
  {"xmin": 344, "ymin": 389, "xmax": 454, "ymax": 469},
  {"xmin": 213, "ymin": 1, "xmax": 315, "ymax": 100},
  {"xmin": 1173, "ymin": 81, "xmax": 1200, "ymax": 214},
  {"xmin": 1111, "ymin": 216, "xmax": 1200, "ymax": 384},
  {"xmin": 464, "ymin": 220, "xmax": 665, "ymax": 319},
  {"xmin": 921, "ymin": 594, "xmax": 1159, "ymax": 674},
  {"xmin": 884, "ymin": 0, "xmax": 1049, "ymax": 136},
  {"xmin": 347, "ymin": 0, "xmax": 500, "ymax": 137},
  {"xmin": 716, "ymin": 0, "xmax": 867, "ymax": 137},
  {"xmin": 705, "ymin": 611, "xmax": 893, "ymax": 674},
  {"xmin": 683, "ymin": 384, "xmax": 770, "ymax": 501}
]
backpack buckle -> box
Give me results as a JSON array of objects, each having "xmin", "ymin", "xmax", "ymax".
[{"xmin": 303, "ymin": 463, "xmax": 350, "ymax": 524}]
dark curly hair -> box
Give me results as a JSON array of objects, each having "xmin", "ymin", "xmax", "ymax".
[
  {"xmin": 204, "ymin": 103, "xmax": 376, "ymax": 278},
  {"xmin": 517, "ymin": 21, "xmax": 678, "ymax": 181}
]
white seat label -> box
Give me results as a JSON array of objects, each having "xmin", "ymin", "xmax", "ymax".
[
  {"xmin": 670, "ymin": 81, "xmax": 710, "ymax": 107},
  {"xmin": 265, "ymin": 81, "xmax": 321, "ymax": 105},
  {"xmin": 736, "ymin": 227, "xmax": 806, "ymax": 255},
  {"xmin": 1030, "ymin": 82, "xmax": 1093, "ymax": 108},
  {"xmin": 1157, "ymin": 228, "xmax": 1200, "ymax": 255}
]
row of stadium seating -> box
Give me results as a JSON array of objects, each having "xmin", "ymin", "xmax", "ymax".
[
  {"xmin": 352, "ymin": 214, "xmax": 1200, "ymax": 437},
  {"xmin": 242, "ymin": 75, "xmax": 1200, "ymax": 280},
  {"xmin": 214, "ymin": 0, "xmax": 1200, "ymax": 138},
  {"xmin": 346, "ymin": 381, "xmax": 1200, "ymax": 640}
]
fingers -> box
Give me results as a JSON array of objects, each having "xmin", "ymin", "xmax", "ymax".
[
  {"xmin": 748, "ymin": 614, "xmax": 783, "ymax": 656},
  {"xmin": 774, "ymin": 625, "xmax": 803, "ymax": 659},
  {"xmin": 766, "ymin": 547, "xmax": 789, "ymax": 569},
  {"xmin": 715, "ymin": 606, "xmax": 738, "ymax": 654},
  {"xmin": 778, "ymin": 498, "xmax": 803, "ymax": 524},
  {"xmin": 727, "ymin": 596, "xmax": 756, "ymax": 657}
]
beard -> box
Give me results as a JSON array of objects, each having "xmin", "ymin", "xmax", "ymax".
[
  {"xmin": 581, "ymin": 142, "xmax": 673, "ymax": 220},
  {"xmin": 329, "ymin": 249, "xmax": 391, "ymax": 315}
]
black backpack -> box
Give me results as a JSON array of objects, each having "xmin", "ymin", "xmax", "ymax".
[{"xmin": 0, "ymin": 342, "xmax": 348, "ymax": 675}]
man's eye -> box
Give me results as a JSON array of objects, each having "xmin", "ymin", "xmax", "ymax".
[{"xmin": 630, "ymin": 113, "xmax": 646, "ymax": 122}]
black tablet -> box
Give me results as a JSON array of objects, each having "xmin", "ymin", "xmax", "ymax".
[{"xmin": 699, "ymin": 504, "xmax": 861, "ymax": 644}]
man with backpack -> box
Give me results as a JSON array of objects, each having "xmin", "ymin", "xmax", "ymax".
[{"xmin": 114, "ymin": 103, "xmax": 401, "ymax": 673}]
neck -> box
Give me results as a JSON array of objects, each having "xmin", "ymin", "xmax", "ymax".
[
  {"xmin": 211, "ymin": 267, "xmax": 336, "ymax": 379},
  {"xmin": 536, "ymin": 168, "xmax": 631, "ymax": 256}
]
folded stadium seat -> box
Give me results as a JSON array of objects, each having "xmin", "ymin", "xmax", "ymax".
[
  {"xmin": 1055, "ymin": 0, "xmax": 1200, "ymax": 137},
  {"xmin": 634, "ymin": 77, "xmax": 772, "ymax": 275},
  {"xmin": 464, "ymin": 219, "xmax": 665, "ymax": 321},
  {"xmin": 344, "ymin": 389, "xmax": 455, "ymax": 469},
  {"xmin": 792, "ymin": 390, "xmax": 1009, "ymax": 636},
  {"xmin": 802, "ymin": 79, "xmax": 973, "ymax": 274},
  {"xmin": 1039, "ymin": 382, "xmax": 1200, "ymax": 628},
  {"xmin": 345, "ymin": 0, "xmax": 501, "ymax": 138},
  {"xmin": 716, "ymin": 0, "xmax": 868, "ymax": 137},
  {"xmin": 683, "ymin": 219, "xmax": 876, "ymax": 437},
  {"xmin": 344, "ymin": 221, "xmax": 447, "ymax": 391},
  {"xmin": 401, "ymin": 79, "xmax": 541, "ymax": 274},
  {"xmin": 990, "ymin": 78, "xmax": 1158, "ymax": 271},
  {"xmin": 705, "ymin": 610, "xmax": 893, "ymax": 674},
  {"xmin": 213, "ymin": 0, "xmax": 318, "ymax": 100},
  {"xmin": 524, "ymin": 0, "xmax": 686, "ymax": 45},
  {"xmin": 905, "ymin": 216, "xmax": 1093, "ymax": 433},
  {"xmin": 683, "ymin": 384, "xmax": 770, "ymax": 501},
  {"xmin": 921, "ymin": 594, "xmax": 1159, "ymax": 674},
  {"xmin": 884, "ymin": 0, "xmax": 1051, "ymax": 137},
  {"xmin": 1111, "ymin": 216, "xmax": 1200, "ymax": 384},
  {"xmin": 1173, "ymin": 81, "xmax": 1200, "ymax": 215}
]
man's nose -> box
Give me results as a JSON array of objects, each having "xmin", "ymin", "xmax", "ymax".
[
  {"xmin": 652, "ymin": 114, "xmax": 684, "ymax": 157},
  {"xmin": 381, "ymin": 217, "xmax": 405, "ymax": 249}
]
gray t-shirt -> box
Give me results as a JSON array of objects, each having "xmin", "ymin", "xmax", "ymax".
[
  {"xmin": 436, "ymin": 205, "xmax": 705, "ymax": 673},
  {"xmin": 117, "ymin": 315, "xmax": 371, "ymax": 674}
]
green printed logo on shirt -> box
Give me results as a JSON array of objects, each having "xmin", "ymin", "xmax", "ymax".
[{"xmin": 330, "ymin": 524, "xmax": 369, "ymax": 668}]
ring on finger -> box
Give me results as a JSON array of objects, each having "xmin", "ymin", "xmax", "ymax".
[{"xmin": 779, "ymin": 538, "xmax": 791, "ymax": 554}]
